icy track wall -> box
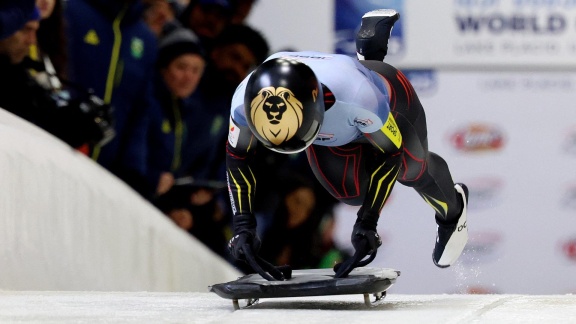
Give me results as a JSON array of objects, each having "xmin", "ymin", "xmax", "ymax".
[{"xmin": 0, "ymin": 109, "xmax": 241, "ymax": 291}]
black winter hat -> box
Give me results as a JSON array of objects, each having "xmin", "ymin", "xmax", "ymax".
[{"xmin": 157, "ymin": 28, "xmax": 205, "ymax": 68}]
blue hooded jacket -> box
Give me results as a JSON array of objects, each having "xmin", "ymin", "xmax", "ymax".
[{"xmin": 65, "ymin": 0, "xmax": 157, "ymax": 172}]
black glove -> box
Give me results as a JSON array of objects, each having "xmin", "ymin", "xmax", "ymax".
[
  {"xmin": 228, "ymin": 229, "xmax": 261, "ymax": 261},
  {"xmin": 334, "ymin": 219, "xmax": 382, "ymax": 278},
  {"xmin": 228, "ymin": 214, "xmax": 290, "ymax": 281}
]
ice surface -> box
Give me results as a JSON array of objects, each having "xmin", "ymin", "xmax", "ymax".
[{"xmin": 0, "ymin": 291, "xmax": 574, "ymax": 323}]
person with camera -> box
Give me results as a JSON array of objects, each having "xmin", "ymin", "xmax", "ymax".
[{"xmin": 0, "ymin": 8, "xmax": 114, "ymax": 149}]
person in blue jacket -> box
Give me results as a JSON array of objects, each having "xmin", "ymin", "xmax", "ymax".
[
  {"xmin": 141, "ymin": 27, "xmax": 211, "ymax": 198},
  {"xmin": 64, "ymin": 0, "xmax": 157, "ymax": 184}
]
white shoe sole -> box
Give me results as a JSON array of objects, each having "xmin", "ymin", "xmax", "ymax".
[
  {"xmin": 356, "ymin": 9, "xmax": 399, "ymax": 61},
  {"xmin": 362, "ymin": 9, "xmax": 399, "ymax": 19},
  {"xmin": 436, "ymin": 184, "xmax": 468, "ymax": 267}
]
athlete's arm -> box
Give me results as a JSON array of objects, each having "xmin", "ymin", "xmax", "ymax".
[
  {"xmin": 360, "ymin": 112, "xmax": 403, "ymax": 222},
  {"xmin": 226, "ymin": 116, "xmax": 287, "ymax": 281},
  {"xmin": 335, "ymin": 112, "xmax": 403, "ymax": 278},
  {"xmin": 226, "ymin": 116, "xmax": 258, "ymax": 216}
]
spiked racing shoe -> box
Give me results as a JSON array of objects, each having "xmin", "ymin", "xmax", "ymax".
[
  {"xmin": 433, "ymin": 183, "xmax": 469, "ymax": 268},
  {"xmin": 356, "ymin": 9, "xmax": 400, "ymax": 61}
]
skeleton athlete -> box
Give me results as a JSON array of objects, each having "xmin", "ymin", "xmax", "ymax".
[{"xmin": 226, "ymin": 10, "xmax": 469, "ymax": 280}]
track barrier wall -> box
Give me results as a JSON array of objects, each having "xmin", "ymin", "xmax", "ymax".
[{"xmin": 0, "ymin": 109, "xmax": 241, "ymax": 292}]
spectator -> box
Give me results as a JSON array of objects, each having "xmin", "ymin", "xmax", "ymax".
[
  {"xmin": 65, "ymin": 0, "xmax": 158, "ymax": 187},
  {"xmin": 159, "ymin": 180, "xmax": 229, "ymax": 256},
  {"xmin": 142, "ymin": 27, "xmax": 207, "ymax": 198},
  {"xmin": 178, "ymin": 0, "xmax": 233, "ymax": 50},
  {"xmin": 149, "ymin": 28, "xmax": 229, "ymax": 256},
  {"xmin": 230, "ymin": 0, "xmax": 256, "ymax": 24},
  {"xmin": 29, "ymin": 0, "xmax": 67, "ymax": 89},
  {"xmin": 0, "ymin": 12, "xmax": 113, "ymax": 148},
  {"xmin": 190, "ymin": 23, "xmax": 269, "ymax": 182},
  {"xmin": 259, "ymin": 175, "xmax": 325, "ymax": 269},
  {"xmin": 315, "ymin": 214, "xmax": 347, "ymax": 269},
  {"xmin": 0, "ymin": 0, "xmax": 36, "ymax": 40},
  {"xmin": 142, "ymin": 0, "xmax": 177, "ymax": 37}
]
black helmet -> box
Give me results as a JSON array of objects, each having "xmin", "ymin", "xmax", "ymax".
[{"xmin": 244, "ymin": 57, "xmax": 324, "ymax": 154}]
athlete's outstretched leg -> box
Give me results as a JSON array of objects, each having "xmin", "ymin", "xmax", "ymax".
[
  {"xmin": 402, "ymin": 152, "xmax": 462, "ymax": 222},
  {"xmin": 360, "ymin": 59, "xmax": 469, "ymax": 268}
]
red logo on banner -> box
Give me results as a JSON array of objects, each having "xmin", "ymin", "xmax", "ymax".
[
  {"xmin": 449, "ymin": 124, "xmax": 505, "ymax": 152},
  {"xmin": 562, "ymin": 239, "xmax": 576, "ymax": 262}
]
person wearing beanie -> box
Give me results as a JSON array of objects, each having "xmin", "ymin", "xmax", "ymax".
[
  {"xmin": 178, "ymin": 0, "xmax": 234, "ymax": 50},
  {"xmin": 121, "ymin": 28, "xmax": 207, "ymax": 200},
  {"xmin": 157, "ymin": 28, "xmax": 204, "ymax": 67},
  {"xmin": 0, "ymin": 6, "xmax": 40, "ymax": 64},
  {"xmin": 123, "ymin": 27, "xmax": 228, "ymax": 254},
  {"xmin": 0, "ymin": 0, "xmax": 38, "ymax": 40}
]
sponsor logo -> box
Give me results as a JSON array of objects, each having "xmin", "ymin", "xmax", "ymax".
[
  {"xmin": 561, "ymin": 237, "xmax": 576, "ymax": 262},
  {"xmin": 316, "ymin": 133, "xmax": 335, "ymax": 143},
  {"xmin": 466, "ymin": 177, "xmax": 504, "ymax": 210},
  {"xmin": 286, "ymin": 54, "xmax": 333, "ymax": 60},
  {"xmin": 354, "ymin": 118, "xmax": 373, "ymax": 127},
  {"xmin": 448, "ymin": 123, "xmax": 505, "ymax": 152},
  {"xmin": 249, "ymin": 86, "xmax": 304, "ymax": 146},
  {"xmin": 455, "ymin": 13, "xmax": 567, "ymax": 35},
  {"xmin": 130, "ymin": 37, "xmax": 144, "ymax": 59},
  {"xmin": 382, "ymin": 113, "xmax": 402, "ymax": 149},
  {"xmin": 83, "ymin": 29, "xmax": 100, "ymax": 46},
  {"xmin": 461, "ymin": 231, "xmax": 503, "ymax": 265},
  {"xmin": 226, "ymin": 173, "xmax": 237, "ymax": 214},
  {"xmin": 451, "ymin": 1, "xmax": 576, "ymax": 60},
  {"xmin": 228, "ymin": 117, "xmax": 240, "ymax": 148},
  {"xmin": 478, "ymin": 76, "xmax": 576, "ymax": 92},
  {"xmin": 403, "ymin": 70, "xmax": 437, "ymax": 96},
  {"xmin": 454, "ymin": 1, "xmax": 570, "ymax": 35}
]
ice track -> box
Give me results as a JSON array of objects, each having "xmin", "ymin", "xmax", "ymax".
[{"xmin": 0, "ymin": 291, "xmax": 574, "ymax": 323}]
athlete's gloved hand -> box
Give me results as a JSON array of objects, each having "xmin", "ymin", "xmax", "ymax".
[
  {"xmin": 334, "ymin": 219, "xmax": 382, "ymax": 278},
  {"xmin": 228, "ymin": 214, "xmax": 289, "ymax": 281}
]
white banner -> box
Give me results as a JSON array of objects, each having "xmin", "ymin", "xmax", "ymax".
[
  {"xmin": 334, "ymin": 70, "xmax": 576, "ymax": 294},
  {"xmin": 387, "ymin": 1, "xmax": 576, "ymax": 68}
]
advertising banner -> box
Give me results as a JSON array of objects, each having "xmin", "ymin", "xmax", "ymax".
[
  {"xmin": 332, "ymin": 69, "xmax": 576, "ymax": 294},
  {"xmin": 335, "ymin": 0, "xmax": 576, "ymax": 69}
]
